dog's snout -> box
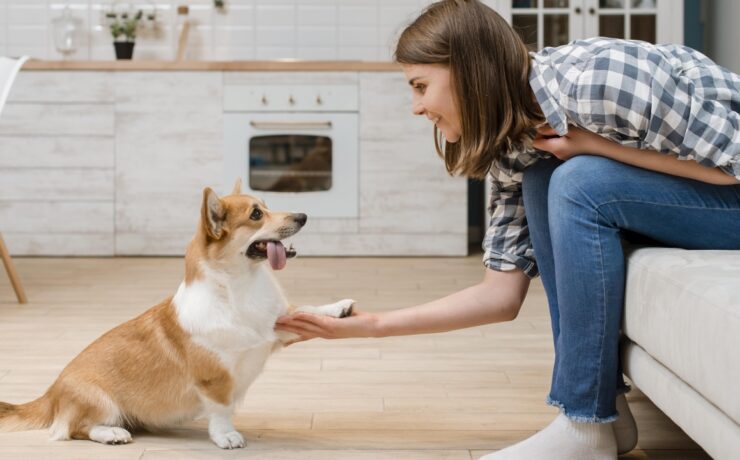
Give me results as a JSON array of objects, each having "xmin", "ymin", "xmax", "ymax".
[{"xmin": 293, "ymin": 213, "xmax": 307, "ymax": 227}]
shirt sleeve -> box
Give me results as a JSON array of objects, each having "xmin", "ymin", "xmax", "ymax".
[
  {"xmin": 571, "ymin": 46, "xmax": 740, "ymax": 179},
  {"xmin": 482, "ymin": 151, "xmax": 539, "ymax": 278}
]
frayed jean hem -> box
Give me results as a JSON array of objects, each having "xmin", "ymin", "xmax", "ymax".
[{"xmin": 546, "ymin": 396, "xmax": 619, "ymax": 424}]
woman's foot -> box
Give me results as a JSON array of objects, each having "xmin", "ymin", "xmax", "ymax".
[
  {"xmin": 613, "ymin": 393, "xmax": 638, "ymax": 454},
  {"xmin": 479, "ymin": 413, "xmax": 617, "ymax": 460}
]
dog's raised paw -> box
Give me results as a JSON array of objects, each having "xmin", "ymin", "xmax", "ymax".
[
  {"xmin": 326, "ymin": 298, "xmax": 355, "ymax": 318},
  {"xmin": 89, "ymin": 426, "xmax": 132, "ymax": 445},
  {"xmin": 211, "ymin": 430, "xmax": 246, "ymax": 449},
  {"xmin": 338, "ymin": 299, "xmax": 355, "ymax": 318},
  {"xmin": 299, "ymin": 299, "xmax": 356, "ymax": 319}
]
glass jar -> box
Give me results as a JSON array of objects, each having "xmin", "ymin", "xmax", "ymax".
[{"xmin": 51, "ymin": 6, "xmax": 81, "ymax": 58}]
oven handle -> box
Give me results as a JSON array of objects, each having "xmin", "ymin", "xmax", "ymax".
[{"xmin": 249, "ymin": 120, "xmax": 333, "ymax": 130}]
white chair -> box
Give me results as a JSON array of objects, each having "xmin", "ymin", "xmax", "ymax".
[{"xmin": 0, "ymin": 56, "xmax": 29, "ymax": 304}]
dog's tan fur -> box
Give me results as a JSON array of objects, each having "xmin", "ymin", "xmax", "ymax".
[{"xmin": 0, "ymin": 180, "xmax": 353, "ymax": 448}]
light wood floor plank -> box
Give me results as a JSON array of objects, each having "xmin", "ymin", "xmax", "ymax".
[{"xmin": 0, "ymin": 256, "xmax": 709, "ymax": 458}]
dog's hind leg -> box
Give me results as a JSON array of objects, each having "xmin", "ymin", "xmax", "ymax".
[
  {"xmin": 51, "ymin": 381, "xmax": 130, "ymax": 445},
  {"xmin": 53, "ymin": 406, "xmax": 132, "ymax": 445},
  {"xmin": 86, "ymin": 426, "xmax": 132, "ymax": 444}
]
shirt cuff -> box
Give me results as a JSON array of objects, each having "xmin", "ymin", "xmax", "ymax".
[{"xmin": 483, "ymin": 252, "xmax": 539, "ymax": 278}]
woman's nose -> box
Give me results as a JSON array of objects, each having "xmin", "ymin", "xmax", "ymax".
[{"xmin": 412, "ymin": 101, "xmax": 425, "ymax": 116}]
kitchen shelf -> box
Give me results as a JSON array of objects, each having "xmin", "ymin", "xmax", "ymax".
[{"xmin": 22, "ymin": 60, "xmax": 401, "ymax": 72}]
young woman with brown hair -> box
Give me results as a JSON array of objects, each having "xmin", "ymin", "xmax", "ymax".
[{"xmin": 276, "ymin": 1, "xmax": 740, "ymax": 458}]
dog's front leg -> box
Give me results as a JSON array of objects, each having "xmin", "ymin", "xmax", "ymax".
[{"xmin": 204, "ymin": 401, "xmax": 245, "ymax": 449}]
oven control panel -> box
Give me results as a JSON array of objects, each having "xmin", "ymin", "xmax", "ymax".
[{"xmin": 224, "ymin": 85, "xmax": 358, "ymax": 112}]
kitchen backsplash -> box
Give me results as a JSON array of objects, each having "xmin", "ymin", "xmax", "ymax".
[{"xmin": 0, "ymin": 0, "xmax": 448, "ymax": 61}]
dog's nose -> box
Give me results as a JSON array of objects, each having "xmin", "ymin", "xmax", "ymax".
[{"xmin": 293, "ymin": 213, "xmax": 307, "ymax": 227}]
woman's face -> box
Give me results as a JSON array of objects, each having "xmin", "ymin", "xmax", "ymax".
[{"xmin": 402, "ymin": 64, "xmax": 462, "ymax": 143}]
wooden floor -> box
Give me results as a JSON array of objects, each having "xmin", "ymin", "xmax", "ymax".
[{"xmin": 0, "ymin": 256, "xmax": 709, "ymax": 459}]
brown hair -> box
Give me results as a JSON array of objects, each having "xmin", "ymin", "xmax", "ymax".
[{"xmin": 394, "ymin": 0, "xmax": 544, "ymax": 179}]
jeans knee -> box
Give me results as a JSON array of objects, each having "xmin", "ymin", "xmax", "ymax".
[{"xmin": 549, "ymin": 155, "xmax": 618, "ymax": 206}]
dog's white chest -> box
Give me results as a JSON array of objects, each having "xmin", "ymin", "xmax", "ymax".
[{"xmin": 173, "ymin": 265, "xmax": 288, "ymax": 364}]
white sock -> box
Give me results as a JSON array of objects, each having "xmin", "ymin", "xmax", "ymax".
[
  {"xmin": 613, "ymin": 393, "xmax": 638, "ymax": 454},
  {"xmin": 480, "ymin": 413, "xmax": 617, "ymax": 460}
]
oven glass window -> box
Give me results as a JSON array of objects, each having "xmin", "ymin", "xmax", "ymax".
[{"xmin": 249, "ymin": 135, "xmax": 333, "ymax": 192}]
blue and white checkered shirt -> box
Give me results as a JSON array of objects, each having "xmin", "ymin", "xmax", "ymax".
[{"xmin": 483, "ymin": 37, "xmax": 740, "ymax": 277}]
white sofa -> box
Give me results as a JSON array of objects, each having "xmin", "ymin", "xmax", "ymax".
[{"xmin": 621, "ymin": 248, "xmax": 740, "ymax": 459}]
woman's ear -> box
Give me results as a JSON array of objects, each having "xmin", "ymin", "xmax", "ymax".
[{"xmin": 201, "ymin": 187, "xmax": 226, "ymax": 240}]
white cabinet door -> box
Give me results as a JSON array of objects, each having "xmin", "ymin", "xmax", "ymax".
[
  {"xmin": 494, "ymin": 0, "xmax": 682, "ymax": 49},
  {"xmin": 583, "ymin": 0, "xmax": 683, "ymax": 45}
]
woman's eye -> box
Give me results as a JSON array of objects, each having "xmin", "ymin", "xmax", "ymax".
[
  {"xmin": 414, "ymin": 84, "xmax": 426, "ymax": 94},
  {"xmin": 250, "ymin": 209, "xmax": 263, "ymax": 220}
]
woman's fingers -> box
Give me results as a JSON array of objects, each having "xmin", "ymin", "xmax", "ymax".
[
  {"xmin": 532, "ymin": 137, "xmax": 546, "ymax": 150},
  {"xmin": 536, "ymin": 124, "xmax": 558, "ymax": 136},
  {"xmin": 277, "ymin": 311, "xmax": 326, "ymax": 325},
  {"xmin": 276, "ymin": 317, "xmax": 336, "ymax": 338},
  {"xmin": 533, "ymin": 136, "xmax": 572, "ymax": 160},
  {"xmin": 275, "ymin": 325, "xmax": 310, "ymax": 338},
  {"xmin": 533, "ymin": 136, "xmax": 560, "ymax": 152},
  {"xmin": 290, "ymin": 318, "xmax": 334, "ymax": 335},
  {"xmin": 275, "ymin": 322, "xmax": 322, "ymax": 342}
]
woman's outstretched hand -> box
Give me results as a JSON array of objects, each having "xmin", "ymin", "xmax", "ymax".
[
  {"xmin": 533, "ymin": 124, "xmax": 611, "ymax": 160},
  {"xmin": 275, "ymin": 309, "xmax": 380, "ymax": 345}
]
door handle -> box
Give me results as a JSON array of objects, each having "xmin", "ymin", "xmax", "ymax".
[{"xmin": 250, "ymin": 121, "xmax": 333, "ymax": 130}]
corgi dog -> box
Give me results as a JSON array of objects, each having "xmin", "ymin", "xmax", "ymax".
[{"xmin": 0, "ymin": 180, "xmax": 354, "ymax": 449}]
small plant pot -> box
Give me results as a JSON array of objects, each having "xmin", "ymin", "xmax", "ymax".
[{"xmin": 114, "ymin": 41, "xmax": 135, "ymax": 60}]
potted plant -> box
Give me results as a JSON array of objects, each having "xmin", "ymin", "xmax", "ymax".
[{"xmin": 105, "ymin": 8, "xmax": 156, "ymax": 60}]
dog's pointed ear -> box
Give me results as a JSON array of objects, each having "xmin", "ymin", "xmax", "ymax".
[
  {"xmin": 201, "ymin": 187, "xmax": 226, "ymax": 240},
  {"xmin": 231, "ymin": 178, "xmax": 242, "ymax": 195}
]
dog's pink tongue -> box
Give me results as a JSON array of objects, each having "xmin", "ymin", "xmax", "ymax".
[{"xmin": 266, "ymin": 241, "xmax": 287, "ymax": 270}]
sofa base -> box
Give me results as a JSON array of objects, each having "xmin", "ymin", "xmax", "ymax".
[{"xmin": 622, "ymin": 340, "xmax": 740, "ymax": 459}]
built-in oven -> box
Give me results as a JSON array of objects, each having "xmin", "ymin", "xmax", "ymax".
[{"xmin": 224, "ymin": 84, "xmax": 359, "ymax": 218}]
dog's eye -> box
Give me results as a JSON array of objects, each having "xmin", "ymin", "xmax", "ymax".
[{"xmin": 250, "ymin": 208, "xmax": 263, "ymax": 221}]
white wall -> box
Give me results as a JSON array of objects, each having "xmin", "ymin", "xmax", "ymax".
[
  {"xmin": 705, "ymin": 0, "xmax": 740, "ymax": 73},
  {"xmin": 0, "ymin": 0, "xmax": 445, "ymax": 61}
]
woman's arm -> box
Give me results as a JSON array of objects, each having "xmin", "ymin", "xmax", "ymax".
[
  {"xmin": 275, "ymin": 268, "xmax": 530, "ymax": 342},
  {"xmin": 592, "ymin": 139, "xmax": 739, "ymax": 185},
  {"xmin": 534, "ymin": 125, "xmax": 740, "ymax": 185}
]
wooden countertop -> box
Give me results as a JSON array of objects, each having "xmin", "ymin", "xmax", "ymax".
[{"xmin": 23, "ymin": 59, "xmax": 401, "ymax": 72}]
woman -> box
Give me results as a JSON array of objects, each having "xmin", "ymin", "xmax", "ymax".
[{"xmin": 275, "ymin": 1, "xmax": 740, "ymax": 458}]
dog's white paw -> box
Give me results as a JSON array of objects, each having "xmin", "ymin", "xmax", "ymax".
[
  {"xmin": 211, "ymin": 430, "xmax": 246, "ymax": 449},
  {"xmin": 334, "ymin": 298, "xmax": 355, "ymax": 318},
  {"xmin": 308, "ymin": 298, "xmax": 354, "ymax": 318},
  {"xmin": 295, "ymin": 299, "xmax": 355, "ymax": 321},
  {"xmin": 89, "ymin": 426, "xmax": 132, "ymax": 445}
]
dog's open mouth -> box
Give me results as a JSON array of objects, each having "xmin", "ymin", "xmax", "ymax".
[{"xmin": 246, "ymin": 240, "xmax": 297, "ymax": 270}]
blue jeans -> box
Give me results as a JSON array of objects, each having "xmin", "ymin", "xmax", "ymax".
[{"xmin": 521, "ymin": 155, "xmax": 740, "ymax": 423}]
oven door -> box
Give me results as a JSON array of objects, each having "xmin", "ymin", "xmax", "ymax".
[{"xmin": 224, "ymin": 112, "xmax": 358, "ymax": 218}]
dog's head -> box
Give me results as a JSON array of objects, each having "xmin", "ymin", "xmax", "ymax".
[{"xmin": 199, "ymin": 179, "xmax": 306, "ymax": 270}]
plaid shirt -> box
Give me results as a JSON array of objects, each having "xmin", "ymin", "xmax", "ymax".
[{"xmin": 483, "ymin": 37, "xmax": 740, "ymax": 277}]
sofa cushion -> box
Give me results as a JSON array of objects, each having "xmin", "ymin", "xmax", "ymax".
[{"xmin": 623, "ymin": 248, "xmax": 740, "ymax": 425}]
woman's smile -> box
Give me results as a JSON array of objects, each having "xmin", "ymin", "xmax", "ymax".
[{"xmin": 402, "ymin": 63, "xmax": 462, "ymax": 143}]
